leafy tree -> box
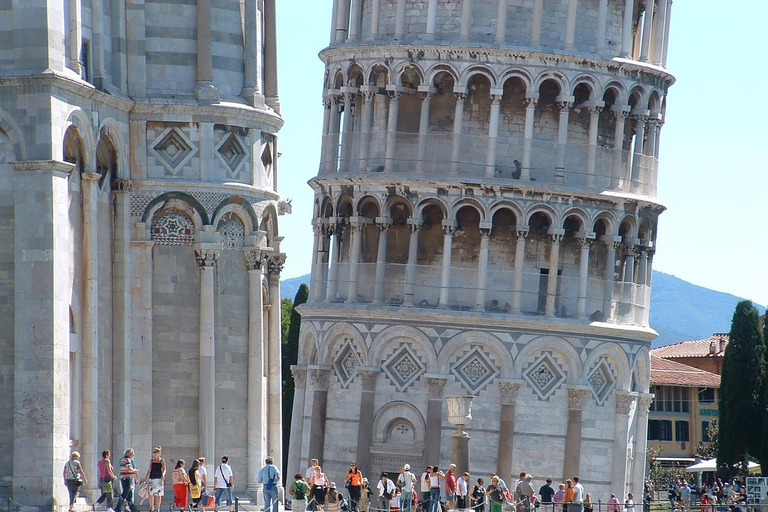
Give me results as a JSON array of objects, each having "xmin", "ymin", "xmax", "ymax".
[
  {"xmin": 282, "ymin": 283, "xmax": 309, "ymax": 471},
  {"xmin": 717, "ymin": 300, "xmax": 765, "ymax": 478},
  {"xmin": 695, "ymin": 420, "xmax": 718, "ymax": 459}
]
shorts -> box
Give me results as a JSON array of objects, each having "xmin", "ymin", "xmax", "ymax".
[
  {"xmin": 446, "ymin": 493, "xmax": 456, "ymax": 502},
  {"xmin": 458, "ymin": 497, "xmax": 467, "ymax": 509},
  {"xmin": 148, "ymin": 478, "xmax": 165, "ymax": 496}
]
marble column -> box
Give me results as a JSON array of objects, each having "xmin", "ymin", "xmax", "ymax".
[
  {"xmin": 340, "ymin": 89, "xmax": 358, "ymax": 173},
  {"xmin": 385, "ymin": 89, "xmax": 402, "ymax": 171},
  {"xmin": 315, "ymin": 222, "xmax": 333, "ymax": 302},
  {"xmin": 264, "ymin": 0, "xmax": 280, "ymax": 111},
  {"xmin": 416, "ymin": 89, "xmax": 434, "ymax": 174},
  {"xmin": 346, "ymin": 218, "xmax": 365, "ymax": 303},
  {"xmin": 555, "ymin": 100, "xmax": 572, "ymax": 183},
  {"xmin": 595, "ymin": 0, "xmax": 609, "ymax": 54},
  {"xmin": 424, "ymin": 377, "xmax": 447, "ymax": 466},
  {"xmin": 563, "ymin": 387, "xmax": 589, "ymax": 482},
  {"xmin": 335, "ymin": 0, "xmax": 351, "ymax": 42},
  {"xmin": 602, "ymin": 237, "xmax": 619, "ymax": 320},
  {"xmin": 495, "ymin": 0, "xmax": 508, "ymax": 44},
  {"xmin": 242, "ymin": 0, "xmax": 262, "ymax": 105},
  {"xmin": 373, "ymin": 218, "xmax": 391, "ymax": 304},
  {"xmin": 426, "ymin": 0, "xmax": 438, "ymax": 40},
  {"xmin": 349, "ymin": 0, "xmax": 362, "ymax": 40},
  {"xmin": 623, "ymin": 243, "xmax": 636, "ymax": 285},
  {"xmin": 531, "ymin": 0, "xmax": 543, "ymax": 47},
  {"xmin": 474, "ymin": 227, "xmax": 491, "ymax": 311},
  {"xmin": 195, "ymin": 0, "xmax": 219, "ymax": 102},
  {"xmin": 586, "ymin": 104, "xmax": 603, "ymax": 187},
  {"xmin": 320, "ymin": 96, "xmax": 333, "ymax": 174},
  {"xmin": 68, "ymin": 0, "xmax": 83, "ymax": 75},
  {"xmin": 632, "ymin": 394, "xmax": 654, "ymax": 498},
  {"xmin": 522, "ymin": 97, "xmax": 537, "ymax": 181},
  {"xmin": 486, "ymin": 94, "xmax": 502, "ymax": 178},
  {"xmin": 91, "ymin": 0, "xmax": 105, "ymax": 88},
  {"xmin": 369, "ymin": 0, "xmax": 380, "ymax": 39},
  {"xmin": 287, "ymin": 367, "xmax": 308, "ymax": 479},
  {"xmin": 611, "ymin": 107, "xmax": 629, "ymax": 188},
  {"xmin": 497, "ymin": 381, "xmax": 522, "ymax": 483},
  {"xmin": 326, "ymin": 222, "xmax": 342, "ymax": 302},
  {"xmin": 395, "ymin": 0, "xmax": 407, "ymax": 39},
  {"xmin": 639, "ymin": 0, "xmax": 655, "ymax": 62},
  {"xmin": 358, "ymin": 88, "xmax": 376, "ymax": 172},
  {"xmin": 309, "ymin": 219, "xmax": 322, "ymax": 296},
  {"xmin": 612, "ymin": 392, "xmax": 637, "ymax": 498},
  {"xmin": 267, "ymin": 253, "xmax": 287, "ymax": 470},
  {"xmin": 404, "ymin": 220, "xmax": 421, "ymax": 307},
  {"xmin": 651, "ymin": 0, "xmax": 668, "ymax": 64},
  {"xmin": 661, "ymin": 0, "xmax": 673, "ymax": 67},
  {"xmin": 81, "ymin": 172, "xmax": 100, "ymax": 493},
  {"xmin": 622, "ymin": 242, "xmax": 637, "ymax": 321},
  {"xmin": 112, "ymin": 180, "xmax": 133, "ymax": 454},
  {"xmin": 545, "ymin": 232, "xmax": 563, "ymax": 317},
  {"xmin": 630, "ymin": 114, "xmax": 648, "ymax": 189},
  {"xmin": 620, "ymin": 0, "xmax": 634, "ymax": 58},
  {"xmin": 245, "ymin": 249, "xmax": 267, "ymax": 494},
  {"xmin": 327, "ymin": 96, "xmax": 342, "ymax": 173},
  {"xmin": 564, "ymin": 0, "xmax": 578, "ymax": 51},
  {"xmin": 355, "ymin": 370, "xmax": 379, "ymax": 478},
  {"xmin": 308, "ymin": 367, "xmax": 331, "ymax": 461},
  {"xmin": 576, "ymin": 238, "xmax": 592, "ymax": 319},
  {"xmin": 439, "ymin": 222, "xmax": 455, "ymax": 307},
  {"xmin": 196, "ymin": 247, "xmax": 220, "ymax": 469},
  {"xmin": 460, "ymin": 0, "xmax": 473, "ymax": 41},
  {"xmin": 450, "ymin": 92, "xmax": 466, "ymax": 174},
  {"xmin": 511, "ymin": 228, "xmax": 528, "ymax": 313}
]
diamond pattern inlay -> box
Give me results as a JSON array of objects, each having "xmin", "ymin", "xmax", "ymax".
[
  {"xmin": 333, "ymin": 339, "xmax": 361, "ymax": 387},
  {"xmin": 150, "ymin": 128, "xmax": 196, "ymax": 175},
  {"xmin": 524, "ymin": 353, "xmax": 567, "ymax": 401},
  {"xmin": 452, "ymin": 347, "xmax": 499, "ymax": 394},
  {"xmin": 216, "ymin": 132, "xmax": 247, "ymax": 177},
  {"xmin": 383, "ymin": 345, "xmax": 425, "ymax": 391},
  {"xmin": 587, "ymin": 360, "xmax": 615, "ymax": 405}
]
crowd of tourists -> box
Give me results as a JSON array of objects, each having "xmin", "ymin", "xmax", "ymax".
[
  {"xmin": 63, "ymin": 448, "xmax": 279, "ymax": 512},
  {"xmin": 287, "ymin": 460, "xmax": 640, "ymax": 512},
  {"xmin": 658, "ymin": 477, "xmax": 766, "ymax": 511}
]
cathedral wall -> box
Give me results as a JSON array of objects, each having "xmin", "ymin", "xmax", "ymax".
[
  {"xmin": 145, "ymin": 1, "xmax": 198, "ymax": 97},
  {"xmin": 97, "ymin": 183, "xmax": 114, "ymax": 452},
  {"xmin": 151, "ymin": 246, "xmax": 202, "ymax": 463}
]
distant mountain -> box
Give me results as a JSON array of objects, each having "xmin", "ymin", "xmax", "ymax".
[{"xmin": 281, "ymin": 271, "xmax": 761, "ymax": 347}]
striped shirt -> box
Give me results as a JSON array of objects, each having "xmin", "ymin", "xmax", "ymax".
[{"xmin": 120, "ymin": 456, "xmax": 136, "ymax": 479}]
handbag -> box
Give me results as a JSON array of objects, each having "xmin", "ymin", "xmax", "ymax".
[
  {"xmin": 103, "ymin": 480, "xmax": 113, "ymax": 494},
  {"xmin": 137, "ymin": 481, "xmax": 150, "ymax": 502}
]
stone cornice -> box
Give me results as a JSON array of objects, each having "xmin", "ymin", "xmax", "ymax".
[
  {"xmin": 318, "ymin": 43, "xmax": 676, "ymax": 87},
  {"xmin": 0, "ymin": 73, "xmax": 284, "ymax": 129},
  {"xmin": 11, "ymin": 159, "xmax": 76, "ymax": 177},
  {"xmin": 296, "ymin": 303, "xmax": 659, "ymax": 342},
  {"xmin": 130, "ymin": 179, "xmax": 280, "ymax": 202}
]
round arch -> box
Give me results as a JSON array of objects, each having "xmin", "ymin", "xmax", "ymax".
[
  {"xmin": 64, "ymin": 109, "xmax": 97, "ymax": 173},
  {"xmin": 98, "ymin": 118, "xmax": 129, "ymax": 179},
  {"xmin": 512, "ymin": 335, "xmax": 583, "ymax": 383},
  {"xmin": 372, "ymin": 401, "xmax": 427, "ymax": 444},
  {"xmin": 602, "ymin": 81, "xmax": 628, "ymax": 106},
  {"xmin": 618, "ymin": 215, "xmax": 638, "ymax": 239},
  {"xmin": 393, "ymin": 62, "xmax": 425, "ymax": 87},
  {"xmin": 592, "ymin": 211, "xmax": 617, "ymax": 236},
  {"xmin": 425, "ymin": 63, "xmax": 460, "ymax": 87},
  {"xmin": 499, "ymin": 69, "xmax": 533, "ymax": 94},
  {"xmin": 212, "ymin": 196, "xmax": 259, "ymax": 232},
  {"xmin": 534, "ymin": 71, "xmax": 569, "ymax": 94},
  {"xmin": 0, "ymin": 106, "xmax": 26, "ymax": 161},
  {"xmin": 583, "ymin": 342, "xmax": 632, "ymax": 391},
  {"xmin": 524, "ymin": 204, "xmax": 559, "ymax": 226},
  {"xmin": 142, "ymin": 192, "xmax": 209, "ymax": 227},
  {"xmin": 355, "ymin": 194, "xmax": 383, "ymax": 216},
  {"xmin": 437, "ymin": 331, "xmax": 514, "ymax": 378},
  {"xmin": 460, "ymin": 66, "xmax": 497, "ymax": 89},
  {"xmin": 369, "ymin": 325, "xmax": 437, "ymax": 371},
  {"xmin": 488, "ymin": 201, "xmax": 524, "ymax": 225},
  {"xmin": 415, "ymin": 197, "xmax": 449, "ymax": 220},
  {"xmin": 561, "ymin": 207, "xmax": 590, "ymax": 232},
  {"xmin": 571, "ymin": 75, "xmax": 600, "ymax": 100},
  {"xmin": 299, "ymin": 322, "xmax": 320, "ymax": 365},
  {"xmin": 450, "ymin": 198, "xmax": 486, "ymax": 222},
  {"xmin": 319, "ymin": 322, "xmax": 368, "ymax": 366}
]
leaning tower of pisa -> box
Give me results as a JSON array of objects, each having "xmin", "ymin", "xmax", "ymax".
[{"xmin": 290, "ymin": 0, "xmax": 674, "ymax": 499}]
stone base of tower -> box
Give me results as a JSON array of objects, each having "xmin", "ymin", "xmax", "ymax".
[{"xmin": 290, "ymin": 305, "xmax": 654, "ymax": 501}]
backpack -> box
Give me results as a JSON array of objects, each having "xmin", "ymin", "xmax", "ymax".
[{"xmin": 294, "ymin": 482, "xmax": 307, "ymax": 500}]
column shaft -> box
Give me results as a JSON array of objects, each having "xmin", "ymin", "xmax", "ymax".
[
  {"xmin": 404, "ymin": 225, "xmax": 420, "ymax": 306},
  {"xmin": 495, "ymin": 0, "xmax": 508, "ymax": 44},
  {"xmin": 474, "ymin": 231, "xmax": 490, "ymax": 311},
  {"xmin": 651, "ymin": 0, "xmax": 668, "ymax": 64},
  {"xmin": 639, "ymin": 0, "xmax": 655, "ymax": 62},
  {"xmin": 611, "ymin": 394, "xmax": 635, "ymax": 500},
  {"xmin": 385, "ymin": 93, "xmax": 400, "ymax": 170},
  {"xmin": 522, "ymin": 99, "xmax": 536, "ymax": 180},
  {"xmin": 287, "ymin": 368, "xmax": 308, "ymax": 479},
  {"xmin": 349, "ymin": 0, "xmax": 362, "ymax": 40},
  {"xmin": 395, "ymin": 0, "xmax": 407, "ymax": 39},
  {"xmin": 577, "ymin": 241, "xmax": 590, "ymax": 319},
  {"xmin": 335, "ymin": 0, "xmax": 351, "ymax": 42},
  {"xmin": 426, "ymin": 0, "xmax": 438, "ymax": 39},
  {"xmin": 308, "ymin": 369, "xmax": 331, "ymax": 461},
  {"xmin": 612, "ymin": 111, "xmax": 627, "ymax": 188},
  {"xmin": 603, "ymin": 242, "xmax": 617, "ymax": 319},
  {"xmin": 563, "ymin": 390, "xmax": 588, "ymax": 482},
  {"xmin": 439, "ymin": 227, "xmax": 454, "ymax": 307},
  {"xmin": 264, "ymin": 0, "xmax": 279, "ymax": 110},
  {"xmin": 450, "ymin": 95, "xmax": 465, "ymax": 174},
  {"xmin": 346, "ymin": 222, "xmax": 363, "ymax": 303},
  {"xmin": 595, "ymin": 0, "xmax": 608, "ymax": 54},
  {"xmin": 564, "ymin": 0, "xmax": 578, "ymax": 51},
  {"xmin": 326, "ymin": 229, "xmax": 341, "ymax": 301},
  {"xmin": 486, "ymin": 96, "xmax": 501, "ymax": 178},
  {"xmin": 620, "ymin": 0, "xmax": 634, "ymax": 57},
  {"xmin": 373, "ymin": 224, "xmax": 389, "ymax": 304},
  {"xmin": 328, "ymin": 98, "xmax": 342, "ymax": 173},
  {"xmin": 497, "ymin": 403, "xmax": 516, "ymax": 481},
  {"xmin": 511, "ymin": 232, "xmax": 526, "ymax": 313},
  {"xmin": 460, "ymin": 0, "xmax": 473, "ymax": 41},
  {"xmin": 315, "ymin": 230, "xmax": 332, "ymax": 302},
  {"xmin": 631, "ymin": 117, "xmax": 647, "ymax": 188},
  {"xmin": 424, "ymin": 378, "xmax": 447, "ymax": 466},
  {"xmin": 416, "ymin": 92, "xmax": 432, "ymax": 173},
  {"xmin": 340, "ymin": 94, "xmax": 356, "ymax": 172},
  {"xmin": 661, "ymin": 1, "xmax": 673, "ymax": 67},
  {"xmin": 198, "ymin": 254, "xmax": 218, "ymax": 469},
  {"xmin": 243, "ymin": 0, "xmax": 262, "ymax": 103},
  {"xmin": 555, "ymin": 103, "xmax": 570, "ymax": 182},
  {"xmin": 369, "ymin": 0, "xmax": 380, "ymax": 39},
  {"xmin": 531, "ymin": 0, "xmax": 543, "ymax": 46},
  {"xmin": 545, "ymin": 235, "xmax": 561, "ymax": 316},
  {"xmin": 68, "ymin": 0, "xmax": 83, "ymax": 75},
  {"xmin": 320, "ymin": 99, "xmax": 332, "ymax": 173},
  {"xmin": 586, "ymin": 107, "xmax": 600, "ymax": 187},
  {"xmin": 91, "ymin": 0, "xmax": 105, "ymax": 87},
  {"xmin": 112, "ymin": 184, "xmax": 132, "ymax": 453},
  {"xmin": 246, "ymin": 259, "xmax": 266, "ymax": 493},
  {"xmin": 81, "ymin": 173, "xmax": 100, "ymax": 492},
  {"xmin": 632, "ymin": 396, "xmax": 653, "ymax": 499},
  {"xmin": 358, "ymin": 91, "xmax": 375, "ymax": 172},
  {"xmin": 355, "ymin": 372, "xmax": 378, "ymax": 478},
  {"xmin": 195, "ymin": 0, "xmax": 219, "ymax": 102},
  {"xmin": 267, "ymin": 266, "xmax": 285, "ymax": 471},
  {"xmin": 309, "ymin": 222, "xmax": 322, "ymax": 294},
  {"xmin": 330, "ymin": 0, "xmax": 339, "ymax": 43}
]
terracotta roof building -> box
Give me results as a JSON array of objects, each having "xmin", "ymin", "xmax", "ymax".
[{"xmin": 650, "ymin": 333, "xmax": 729, "ymax": 375}]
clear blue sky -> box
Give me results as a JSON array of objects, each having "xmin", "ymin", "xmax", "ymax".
[{"xmin": 276, "ymin": 0, "xmax": 768, "ymax": 306}]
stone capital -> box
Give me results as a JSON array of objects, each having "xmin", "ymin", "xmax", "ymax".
[
  {"xmin": 568, "ymin": 386, "xmax": 591, "ymax": 409},
  {"xmin": 310, "ymin": 366, "xmax": 332, "ymax": 390},
  {"xmin": 267, "ymin": 252, "xmax": 287, "ymax": 276},
  {"xmin": 637, "ymin": 393, "xmax": 654, "ymax": 414},
  {"xmin": 615, "ymin": 391, "xmax": 637, "ymax": 415},
  {"xmin": 499, "ymin": 380, "xmax": 523, "ymax": 404},
  {"xmin": 358, "ymin": 368, "xmax": 379, "ymax": 392},
  {"xmin": 113, "ymin": 178, "xmax": 132, "ymax": 191},
  {"xmin": 291, "ymin": 365, "xmax": 308, "ymax": 389},
  {"xmin": 195, "ymin": 248, "xmax": 220, "ymax": 268},
  {"xmin": 244, "ymin": 248, "xmax": 267, "ymax": 271},
  {"xmin": 426, "ymin": 376, "xmax": 447, "ymax": 399},
  {"xmin": 407, "ymin": 218, "xmax": 423, "ymax": 233},
  {"xmin": 524, "ymin": 95, "xmax": 539, "ymax": 107},
  {"xmin": 81, "ymin": 171, "xmax": 101, "ymax": 182}
]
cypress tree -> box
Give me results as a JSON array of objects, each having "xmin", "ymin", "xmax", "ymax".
[
  {"xmin": 282, "ymin": 283, "xmax": 309, "ymax": 471},
  {"xmin": 717, "ymin": 300, "xmax": 765, "ymax": 478}
]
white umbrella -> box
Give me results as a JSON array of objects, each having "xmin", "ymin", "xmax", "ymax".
[{"xmin": 685, "ymin": 458, "xmax": 761, "ymax": 472}]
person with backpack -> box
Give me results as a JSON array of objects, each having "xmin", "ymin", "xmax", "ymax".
[
  {"xmin": 378, "ymin": 473, "xmax": 396, "ymax": 512},
  {"xmin": 291, "ymin": 474, "xmax": 311, "ymax": 512},
  {"xmin": 258, "ymin": 456, "xmax": 281, "ymax": 512}
]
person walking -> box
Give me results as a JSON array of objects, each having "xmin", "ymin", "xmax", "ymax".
[
  {"xmin": 398, "ymin": 464, "xmax": 417, "ymax": 512},
  {"xmin": 429, "ymin": 467, "xmax": 444, "ymax": 512},
  {"xmin": 63, "ymin": 451, "xmax": 88, "ymax": 512},
  {"xmin": 444, "ymin": 465, "xmax": 457, "ymax": 512},
  {"xmin": 96, "ymin": 450, "xmax": 117, "ymax": 511},
  {"xmin": 486, "ymin": 476, "xmax": 504, "ymax": 512},
  {"xmin": 624, "ymin": 493, "xmax": 635, "ymax": 512},
  {"xmin": 291, "ymin": 474, "xmax": 311, "ymax": 512},
  {"xmin": 607, "ymin": 494, "xmax": 620, "ymax": 512},
  {"xmin": 117, "ymin": 449, "xmax": 140, "ymax": 512},
  {"xmin": 359, "ymin": 479, "xmax": 373, "ymax": 512},
  {"xmin": 143, "ymin": 446, "xmax": 166, "ymax": 512},
  {"xmin": 188, "ymin": 459, "xmax": 207, "ymax": 510},
  {"xmin": 310, "ymin": 465, "xmax": 329, "ymax": 511},
  {"xmin": 326, "ymin": 483, "xmax": 342, "ymax": 512},
  {"xmin": 172, "ymin": 460, "xmax": 190, "ymax": 510},
  {"xmin": 378, "ymin": 474, "xmax": 396, "ymax": 512},
  {"xmin": 306, "ymin": 459, "xmax": 320, "ymax": 482},
  {"xmin": 214, "ymin": 456, "xmax": 235, "ymax": 512},
  {"xmin": 198, "ymin": 457, "xmax": 208, "ymax": 490},
  {"xmin": 420, "ymin": 467, "xmax": 432, "ymax": 512},
  {"xmin": 516, "ymin": 475, "xmax": 536, "ymax": 512},
  {"xmin": 456, "ymin": 472, "xmax": 469, "ymax": 512},
  {"xmin": 258, "ymin": 456, "xmax": 281, "ymax": 512},
  {"xmin": 345, "ymin": 462, "xmax": 364, "ymax": 512}
]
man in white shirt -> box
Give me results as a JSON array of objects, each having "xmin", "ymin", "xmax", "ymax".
[
  {"xmin": 398, "ymin": 464, "xmax": 417, "ymax": 512},
  {"xmin": 420, "ymin": 467, "xmax": 432, "ymax": 512},
  {"xmin": 306, "ymin": 459, "xmax": 319, "ymax": 482},
  {"xmin": 378, "ymin": 473, "xmax": 396, "ymax": 512},
  {"xmin": 199, "ymin": 457, "xmax": 208, "ymax": 489},
  {"xmin": 214, "ymin": 456, "xmax": 235, "ymax": 512},
  {"xmin": 573, "ymin": 476, "xmax": 584, "ymax": 504},
  {"xmin": 625, "ymin": 493, "xmax": 635, "ymax": 512},
  {"xmin": 457, "ymin": 472, "xmax": 469, "ymax": 512}
]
